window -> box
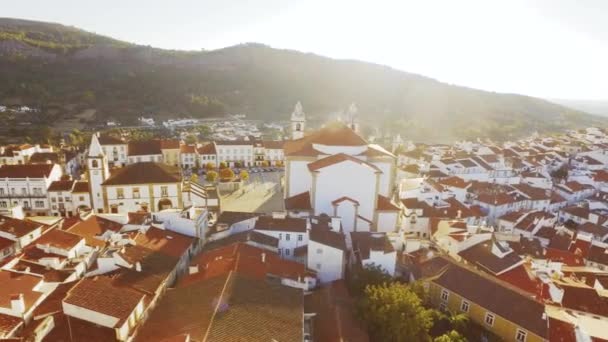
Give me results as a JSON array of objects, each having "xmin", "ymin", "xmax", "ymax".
[
  {"xmin": 440, "ymin": 289, "xmax": 449, "ymax": 302},
  {"xmin": 286, "ymin": 234, "xmax": 290, "ymax": 241},
  {"xmin": 484, "ymin": 313, "xmax": 495, "ymax": 326},
  {"xmin": 285, "ymin": 249, "xmax": 290, "ymax": 256},
  {"xmin": 161, "ymin": 186, "xmax": 168, "ymax": 197},
  {"xmin": 117, "ymin": 188, "xmax": 125, "ymax": 199},
  {"xmin": 439, "ymin": 302, "xmax": 447, "ymax": 311},
  {"xmin": 79, "ymin": 196, "xmax": 85, "ymax": 201},
  {"xmin": 91, "ymin": 160, "xmax": 99, "ymax": 168},
  {"xmin": 278, "ymin": 248, "xmax": 282, "ymax": 256},
  {"xmin": 133, "ymin": 187, "xmax": 140, "ymax": 199},
  {"xmin": 278, "ymin": 233, "xmax": 282, "ymax": 240},
  {"xmin": 316, "ymin": 248, "xmax": 323, "ymax": 254},
  {"xmin": 35, "ymin": 201, "xmax": 44, "ymax": 208},
  {"xmin": 460, "ymin": 300, "xmax": 469, "ymax": 312},
  {"xmin": 298, "ymin": 234, "xmax": 303, "ymax": 241},
  {"xmin": 0, "ymin": 188, "xmax": 4, "ymax": 195},
  {"xmin": 516, "ymin": 329, "xmax": 527, "ymax": 342},
  {"xmin": 0, "ymin": 202, "xmax": 6, "ymax": 208},
  {"xmin": 23, "ymin": 201, "xmax": 30, "ymax": 209},
  {"xmin": 316, "ymin": 263, "xmax": 321, "ymax": 270}
]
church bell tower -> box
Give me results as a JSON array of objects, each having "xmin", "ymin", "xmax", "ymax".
[{"xmin": 290, "ymin": 101, "xmax": 306, "ymax": 140}]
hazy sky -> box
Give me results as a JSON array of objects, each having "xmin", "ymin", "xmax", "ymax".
[{"xmin": 3, "ymin": 0, "xmax": 608, "ymax": 100}]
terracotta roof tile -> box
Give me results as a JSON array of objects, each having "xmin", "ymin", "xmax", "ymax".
[
  {"xmin": 254, "ymin": 216, "xmax": 307, "ymax": 233},
  {"xmin": 0, "ymin": 164, "xmax": 55, "ymax": 178},
  {"xmin": 376, "ymin": 195, "xmax": 400, "ymax": 211},
  {"xmin": 48, "ymin": 180, "xmax": 75, "ymax": 192},
  {"xmin": 307, "ymin": 153, "xmax": 381, "ymax": 173},
  {"xmin": 102, "ymin": 162, "xmax": 180, "ymax": 185},
  {"xmin": 432, "ymin": 261, "xmax": 547, "ymax": 338},
  {"xmin": 134, "ymin": 227, "xmax": 194, "ymax": 259},
  {"xmin": 64, "ymin": 277, "xmax": 145, "ymax": 327},
  {"xmin": 34, "ymin": 228, "xmax": 83, "ymax": 251},
  {"xmin": 284, "ymin": 191, "xmax": 312, "ymax": 211},
  {"xmin": 0, "ymin": 215, "xmax": 42, "ymax": 238}
]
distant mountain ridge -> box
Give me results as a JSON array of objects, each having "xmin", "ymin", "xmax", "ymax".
[
  {"xmin": 0, "ymin": 17, "xmax": 604, "ymax": 142},
  {"xmin": 551, "ymin": 99, "xmax": 608, "ymax": 117}
]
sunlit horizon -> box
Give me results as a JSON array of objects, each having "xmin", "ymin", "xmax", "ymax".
[{"xmin": 4, "ymin": 0, "xmax": 608, "ymax": 101}]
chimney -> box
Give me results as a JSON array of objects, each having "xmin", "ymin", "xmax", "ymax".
[
  {"xmin": 457, "ymin": 210, "xmax": 462, "ymax": 219},
  {"xmin": 135, "ymin": 262, "xmax": 142, "ymax": 272},
  {"xmin": 189, "ymin": 265, "xmax": 199, "ymax": 275},
  {"xmin": 10, "ymin": 294, "xmax": 25, "ymax": 314},
  {"xmin": 261, "ymin": 252, "xmax": 266, "ymax": 263},
  {"xmin": 330, "ymin": 217, "xmax": 341, "ymax": 232}
]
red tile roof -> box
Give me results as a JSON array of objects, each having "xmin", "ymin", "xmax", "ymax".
[
  {"xmin": 0, "ymin": 271, "xmax": 43, "ymax": 313},
  {"xmin": 0, "ymin": 164, "xmax": 55, "ymax": 178},
  {"xmin": 305, "ymin": 280, "xmax": 369, "ymax": 342},
  {"xmin": 67, "ymin": 215, "xmax": 123, "ymax": 247},
  {"xmin": 307, "ymin": 153, "xmax": 381, "ymax": 172},
  {"xmin": 48, "ymin": 180, "xmax": 75, "ymax": 192},
  {"xmin": 376, "ymin": 195, "xmax": 400, "ymax": 211},
  {"xmin": 102, "ymin": 162, "xmax": 180, "ymax": 185},
  {"xmin": 72, "ymin": 181, "xmax": 90, "ymax": 193},
  {"xmin": 0, "ymin": 215, "xmax": 42, "ymax": 238},
  {"xmin": 284, "ymin": 191, "xmax": 312, "ymax": 211},
  {"xmin": 133, "ymin": 227, "xmax": 194, "ymax": 259},
  {"xmin": 64, "ymin": 277, "xmax": 145, "ymax": 326},
  {"xmin": 331, "ymin": 196, "xmax": 360, "ymax": 206},
  {"xmin": 197, "ymin": 143, "xmax": 216, "ymax": 155},
  {"xmin": 182, "ymin": 243, "xmax": 308, "ymax": 286},
  {"xmin": 34, "ymin": 228, "xmax": 83, "ymax": 251},
  {"xmin": 0, "ymin": 313, "xmax": 23, "ymax": 337},
  {"xmin": 128, "ymin": 140, "xmax": 162, "ymax": 156},
  {"xmin": 254, "ymin": 216, "xmax": 307, "ymax": 233},
  {"xmin": 283, "ymin": 123, "xmax": 367, "ymax": 156}
]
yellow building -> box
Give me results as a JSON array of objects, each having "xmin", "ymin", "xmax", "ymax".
[
  {"xmin": 425, "ymin": 258, "xmax": 548, "ymax": 342},
  {"xmin": 160, "ymin": 139, "xmax": 181, "ymax": 167}
]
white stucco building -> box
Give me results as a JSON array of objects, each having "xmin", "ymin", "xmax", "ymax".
[{"xmin": 283, "ymin": 122, "xmax": 400, "ymax": 233}]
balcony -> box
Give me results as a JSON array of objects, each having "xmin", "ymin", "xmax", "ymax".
[{"xmin": 0, "ymin": 193, "xmax": 47, "ymax": 199}]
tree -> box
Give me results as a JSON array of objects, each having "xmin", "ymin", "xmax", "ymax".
[
  {"xmin": 81, "ymin": 90, "xmax": 96, "ymax": 105},
  {"xmin": 433, "ymin": 330, "xmax": 467, "ymax": 342},
  {"xmin": 190, "ymin": 174, "xmax": 199, "ymax": 184},
  {"xmin": 430, "ymin": 310, "xmax": 470, "ymax": 338},
  {"xmin": 205, "ymin": 170, "xmax": 218, "ymax": 182},
  {"xmin": 68, "ymin": 129, "xmax": 85, "ymax": 146},
  {"xmin": 219, "ymin": 161, "xmax": 228, "ymax": 169},
  {"xmin": 348, "ymin": 264, "xmax": 393, "ymax": 297},
  {"xmin": 205, "ymin": 162, "xmax": 215, "ymax": 170},
  {"xmin": 357, "ymin": 283, "xmax": 435, "ymax": 342},
  {"xmin": 197, "ymin": 125, "xmax": 212, "ymax": 137},
  {"xmin": 219, "ymin": 168, "xmax": 235, "ymax": 181},
  {"xmin": 239, "ymin": 170, "xmax": 249, "ymax": 181},
  {"xmin": 185, "ymin": 135, "xmax": 197, "ymax": 145},
  {"xmin": 261, "ymin": 160, "xmax": 270, "ymax": 167}
]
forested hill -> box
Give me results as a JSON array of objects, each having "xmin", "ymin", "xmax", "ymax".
[{"xmin": 0, "ymin": 17, "xmax": 604, "ymax": 142}]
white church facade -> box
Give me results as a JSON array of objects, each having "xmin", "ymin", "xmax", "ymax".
[{"xmin": 284, "ymin": 103, "xmax": 401, "ymax": 234}]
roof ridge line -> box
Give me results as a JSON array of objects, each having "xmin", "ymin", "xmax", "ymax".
[{"xmin": 202, "ymin": 270, "xmax": 233, "ymax": 342}]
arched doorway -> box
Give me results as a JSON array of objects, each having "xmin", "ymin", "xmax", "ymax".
[{"xmin": 158, "ymin": 198, "xmax": 173, "ymax": 210}]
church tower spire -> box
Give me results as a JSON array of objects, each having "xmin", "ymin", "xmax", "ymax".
[
  {"xmin": 290, "ymin": 101, "xmax": 306, "ymax": 140},
  {"xmin": 347, "ymin": 103, "xmax": 359, "ymax": 133},
  {"xmin": 87, "ymin": 133, "xmax": 109, "ymax": 213}
]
